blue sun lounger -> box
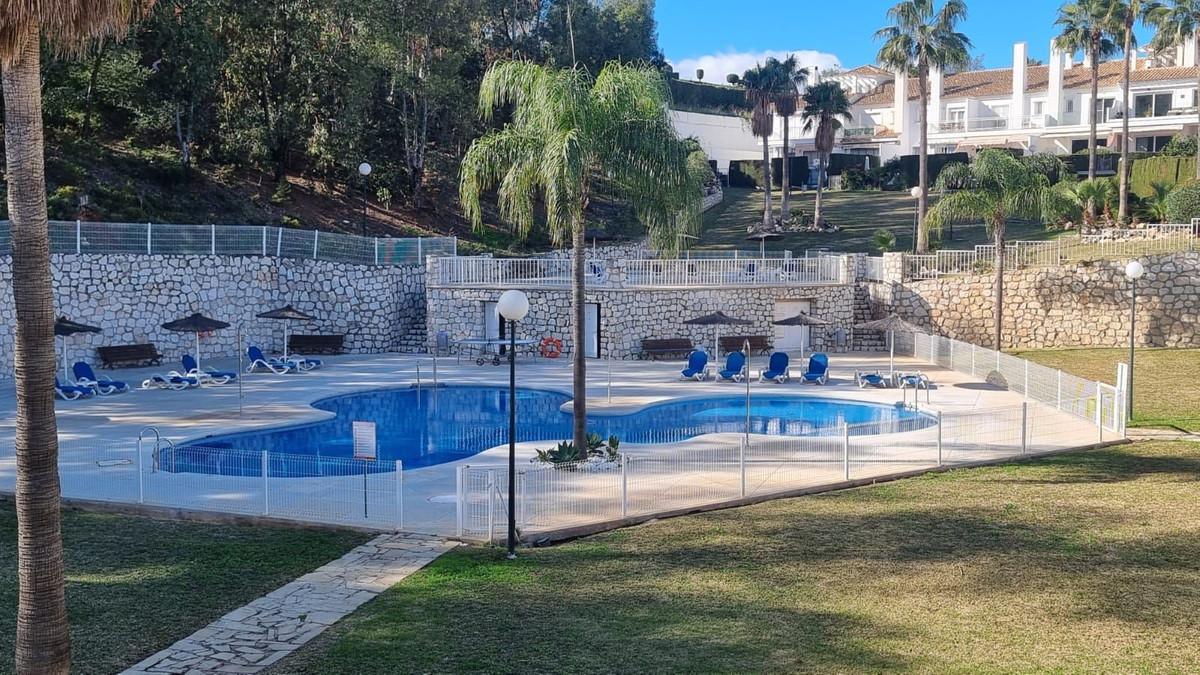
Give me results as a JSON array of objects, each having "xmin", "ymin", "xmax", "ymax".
[
  {"xmin": 759, "ymin": 352, "xmax": 790, "ymax": 383},
  {"xmin": 141, "ymin": 373, "xmax": 200, "ymax": 390},
  {"xmin": 72, "ymin": 362, "xmax": 129, "ymax": 395},
  {"xmin": 680, "ymin": 350, "xmax": 709, "ymax": 381},
  {"xmin": 246, "ymin": 346, "xmax": 295, "ymax": 374},
  {"xmin": 800, "ymin": 353, "xmax": 829, "ymax": 385},
  {"xmin": 55, "ymin": 377, "xmax": 95, "ymax": 401},
  {"xmin": 718, "ymin": 351, "xmax": 747, "ymax": 382},
  {"xmin": 182, "ymin": 355, "xmax": 237, "ymax": 384},
  {"xmin": 855, "ymin": 371, "xmax": 890, "ymax": 388}
]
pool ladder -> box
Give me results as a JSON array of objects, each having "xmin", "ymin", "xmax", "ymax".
[{"xmin": 138, "ymin": 426, "xmax": 175, "ymax": 474}]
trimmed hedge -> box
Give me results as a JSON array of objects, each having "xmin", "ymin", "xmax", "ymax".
[
  {"xmin": 897, "ymin": 152, "xmax": 969, "ymax": 187},
  {"xmin": 1165, "ymin": 180, "xmax": 1200, "ymax": 223},
  {"xmin": 770, "ymin": 156, "xmax": 810, "ymax": 187},
  {"xmin": 729, "ymin": 159, "xmax": 764, "ymax": 188},
  {"xmin": 1130, "ymin": 155, "xmax": 1198, "ymax": 198},
  {"xmin": 668, "ymin": 79, "xmax": 751, "ymax": 115}
]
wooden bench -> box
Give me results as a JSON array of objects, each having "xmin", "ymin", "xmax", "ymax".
[
  {"xmin": 639, "ymin": 338, "xmax": 695, "ymax": 360},
  {"xmin": 288, "ymin": 334, "xmax": 345, "ymax": 355},
  {"xmin": 96, "ymin": 344, "xmax": 163, "ymax": 369},
  {"xmin": 719, "ymin": 335, "xmax": 772, "ymax": 355}
]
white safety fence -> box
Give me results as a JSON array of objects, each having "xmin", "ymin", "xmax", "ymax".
[
  {"xmin": 0, "ymin": 220, "xmax": 456, "ymax": 267},
  {"xmin": 0, "ymin": 442, "xmax": 408, "ymax": 532},
  {"xmin": 457, "ymin": 333, "xmax": 1125, "ymax": 542},
  {"xmin": 904, "ymin": 223, "xmax": 1197, "ymax": 280},
  {"xmin": 457, "ymin": 394, "xmax": 1113, "ymax": 542}
]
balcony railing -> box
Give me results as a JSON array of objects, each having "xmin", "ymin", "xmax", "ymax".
[
  {"xmin": 934, "ymin": 117, "xmax": 1010, "ymax": 133},
  {"xmin": 431, "ymin": 256, "xmax": 846, "ymax": 289},
  {"xmin": 842, "ymin": 126, "xmax": 878, "ymax": 138}
]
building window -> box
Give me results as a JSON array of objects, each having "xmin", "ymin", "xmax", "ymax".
[
  {"xmin": 1071, "ymin": 138, "xmax": 1108, "ymax": 153},
  {"xmin": 1093, "ymin": 97, "xmax": 1116, "ymax": 122},
  {"xmin": 1134, "ymin": 135, "xmax": 1175, "ymax": 152},
  {"xmin": 1066, "ymin": 98, "xmax": 1074, "ymax": 113},
  {"xmin": 1032, "ymin": 101, "xmax": 1044, "ymax": 115},
  {"xmin": 1134, "ymin": 92, "xmax": 1172, "ymax": 118}
]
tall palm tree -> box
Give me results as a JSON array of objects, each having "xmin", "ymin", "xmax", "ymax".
[
  {"xmin": 928, "ymin": 150, "xmax": 1075, "ymax": 350},
  {"xmin": 1054, "ymin": 0, "xmax": 1121, "ymax": 197},
  {"xmin": 1143, "ymin": 0, "xmax": 1200, "ymax": 179},
  {"xmin": 1, "ymin": 3, "xmax": 153, "ymax": 672},
  {"xmin": 460, "ymin": 61, "xmax": 703, "ymax": 454},
  {"xmin": 1115, "ymin": 0, "xmax": 1140, "ymax": 223},
  {"xmin": 876, "ymin": 0, "xmax": 972, "ymax": 253},
  {"xmin": 771, "ymin": 55, "xmax": 809, "ymax": 222},
  {"xmin": 800, "ymin": 81, "xmax": 853, "ymax": 226},
  {"xmin": 741, "ymin": 62, "xmax": 786, "ymax": 230}
]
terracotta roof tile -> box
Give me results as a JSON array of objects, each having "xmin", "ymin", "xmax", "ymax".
[{"xmin": 850, "ymin": 60, "xmax": 1200, "ymax": 108}]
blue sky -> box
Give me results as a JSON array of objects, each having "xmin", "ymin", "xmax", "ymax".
[{"xmin": 656, "ymin": 0, "xmax": 1152, "ymax": 80}]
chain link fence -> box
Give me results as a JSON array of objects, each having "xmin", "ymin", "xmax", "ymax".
[{"xmin": 0, "ymin": 220, "xmax": 456, "ymax": 267}]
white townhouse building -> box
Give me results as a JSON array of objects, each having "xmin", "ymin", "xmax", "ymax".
[{"xmin": 674, "ymin": 40, "xmax": 1200, "ymax": 179}]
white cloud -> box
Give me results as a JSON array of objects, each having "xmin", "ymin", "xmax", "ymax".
[{"xmin": 671, "ymin": 49, "xmax": 843, "ymax": 83}]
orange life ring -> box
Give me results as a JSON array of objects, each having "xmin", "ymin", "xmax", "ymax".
[{"xmin": 539, "ymin": 337, "xmax": 563, "ymax": 359}]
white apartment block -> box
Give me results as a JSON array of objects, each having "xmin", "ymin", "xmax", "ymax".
[{"xmin": 674, "ymin": 40, "xmax": 1200, "ymax": 179}]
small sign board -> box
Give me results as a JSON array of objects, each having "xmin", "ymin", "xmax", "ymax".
[{"xmin": 352, "ymin": 421, "xmax": 377, "ymax": 461}]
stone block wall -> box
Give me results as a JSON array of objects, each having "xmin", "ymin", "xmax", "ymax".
[
  {"xmin": 425, "ymin": 284, "xmax": 857, "ymax": 359},
  {"xmin": 0, "ymin": 254, "xmax": 425, "ymax": 379},
  {"xmin": 885, "ymin": 251, "xmax": 1200, "ymax": 349}
]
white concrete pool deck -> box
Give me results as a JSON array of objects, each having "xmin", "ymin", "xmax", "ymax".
[{"xmin": 0, "ymin": 351, "xmax": 1106, "ymax": 537}]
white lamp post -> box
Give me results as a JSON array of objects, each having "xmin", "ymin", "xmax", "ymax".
[
  {"xmin": 1124, "ymin": 260, "xmax": 1145, "ymax": 421},
  {"xmin": 497, "ymin": 289, "xmax": 529, "ymax": 559},
  {"xmin": 909, "ymin": 185, "xmax": 923, "ymax": 251},
  {"xmin": 357, "ymin": 162, "xmax": 372, "ymax": 237}
]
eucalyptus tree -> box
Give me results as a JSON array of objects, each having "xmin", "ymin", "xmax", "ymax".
[
  {"xmin": 800, "ymin": 81, "xmax": 853, "ymax": 226},
  {"xmin": 460, "ymin": 61, "xmax": 705, "ymax": 452},
  {"xmin": 1, "ymin": 2, "xmax": 154, "ymax": 671},
  {"xmin": 771, "ymin": 55, "xmax": 809, "ymax": 221},
  {"xmin": 927, "ymin": 150, "xmax": 1075, "ymax": 350},
  {"xmin": 1143, "ymin": 0, "xmax": 1200, "ymax": 178},
  {"xmin": 1054, "ymin": 0, "xmax": 1121, "ymax": 190},
  {"xmin": 741, "ymin": 61, "xmax": 787, "ymax": 229},
  {"xmin": 876, "ymin": 0, "xmax": 972, "ymax": 253}
]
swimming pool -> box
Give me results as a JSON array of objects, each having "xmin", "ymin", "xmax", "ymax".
[{"xmin": 174, "ymin": 386, "xmax": 934, "ymax": 477}]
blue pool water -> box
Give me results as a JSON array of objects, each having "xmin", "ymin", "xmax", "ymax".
[{"xmin": 175, "ymin": 386, "xmax": 934, "ymax": 477}]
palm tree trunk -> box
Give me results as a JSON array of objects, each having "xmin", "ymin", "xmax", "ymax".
[
  {"xmin": 1088, "ymin": 41, "xmax": 1099, "ymax": 184},
  {"xmin": 761, "ymin": 135, "xmax": 773, "ymax": 229},
  {"xmin": 1118, "ymin": 19, "xmax": 1132, "ymax": 224},
  {"xmin": 993, "ymin": 218, "xmax": 1006, "ymax": 352},
  {"xmin": 781, "ymin": 114, "xmax": 790, "ymax": 226},
  {"xmin": 3, "ymin": 23, "xmax": 72, "ymax": 675},
  {"xmin": 814, "ymin": 153, "xmax": 826, "ymax": 225},
  {"xmin": 571, "ymin": 219, "xmax": 588, "ymax": 453},
  {"xmin": 916, "ymin": 65, "xmax": 930, "ymax": 253}
]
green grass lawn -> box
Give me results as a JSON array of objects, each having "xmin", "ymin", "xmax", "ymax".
[
  {"xmin": 698, "ymin": 188, "xmax": 1063, "ymax": 254},
  {"xmin": 0, "ymin": 504, "xmax": 369, "ymax": 675},
  {"xmin": 273, "ymin": 441, "xmax": 1200, "ymax": 674},
  {"xmin": 1014, "ymin": 347, "xmax": 1200, "ymax": 432}
]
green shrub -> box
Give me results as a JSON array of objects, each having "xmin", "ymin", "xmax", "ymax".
[
  {"xmin": 842, "ymin": 167, "xmax": 869, "ymax": 191},
  {"xmin": 1165, "ymin": 180, "xmax": 1200, "ymax": 223},
  {"xmin": 1161, "ymin": 133, "xmax": 1197, "ymax": 157},
  {"xmin": 534, "ymin": 433, "xmax": 621, "ymax": 467},
  {"xmin": 47, "ymin": 185, "xmax": 85, "ymax": 219},
  {"xmin": 872, "ymin": 228, "xmax": 896, "ymax": 253}
]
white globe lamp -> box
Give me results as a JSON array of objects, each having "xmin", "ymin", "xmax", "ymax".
[
  {"xmin": 909, "ymin": 186, "xmax": 923, "ymax": 199},
  {"xmin": 358, "ymin": 162, "xmax": 372, "ymax": 177},
  {"xmin": 497, "ymin": 289, "xmax": 529, "ymax": 322},
  {"xmin": 1124, "ymin": 260, "xmax": 1145, "ymax": 280}
]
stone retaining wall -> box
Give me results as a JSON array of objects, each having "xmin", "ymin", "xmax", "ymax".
[
  {"xmin": 884, "ymin": 251, "xmax": 1200, "ymax": 349},
  {"xmin": 0, "ymin": 254, "xmax": 425, "ymax": 379},
  {"xmin": 425, "ymin": 284, "xmax": 857, "ymax": 359}
]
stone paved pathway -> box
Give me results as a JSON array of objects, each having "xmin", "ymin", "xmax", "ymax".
[{"xmin": 122, "ymin": 533, "xmax": 456, "ymax": 674}]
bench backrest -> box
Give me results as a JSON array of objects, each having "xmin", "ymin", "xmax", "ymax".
[
  {"xmin": 97, "ymin": 344, "xmax": 160, "ymax": 357},
  {"xmin": 641, "ymin": 338, "xmax": 693, "ymax": 350},
  {"xmin": 719, "ymin": 335, "xmax": 770, "ymax": 352}
]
